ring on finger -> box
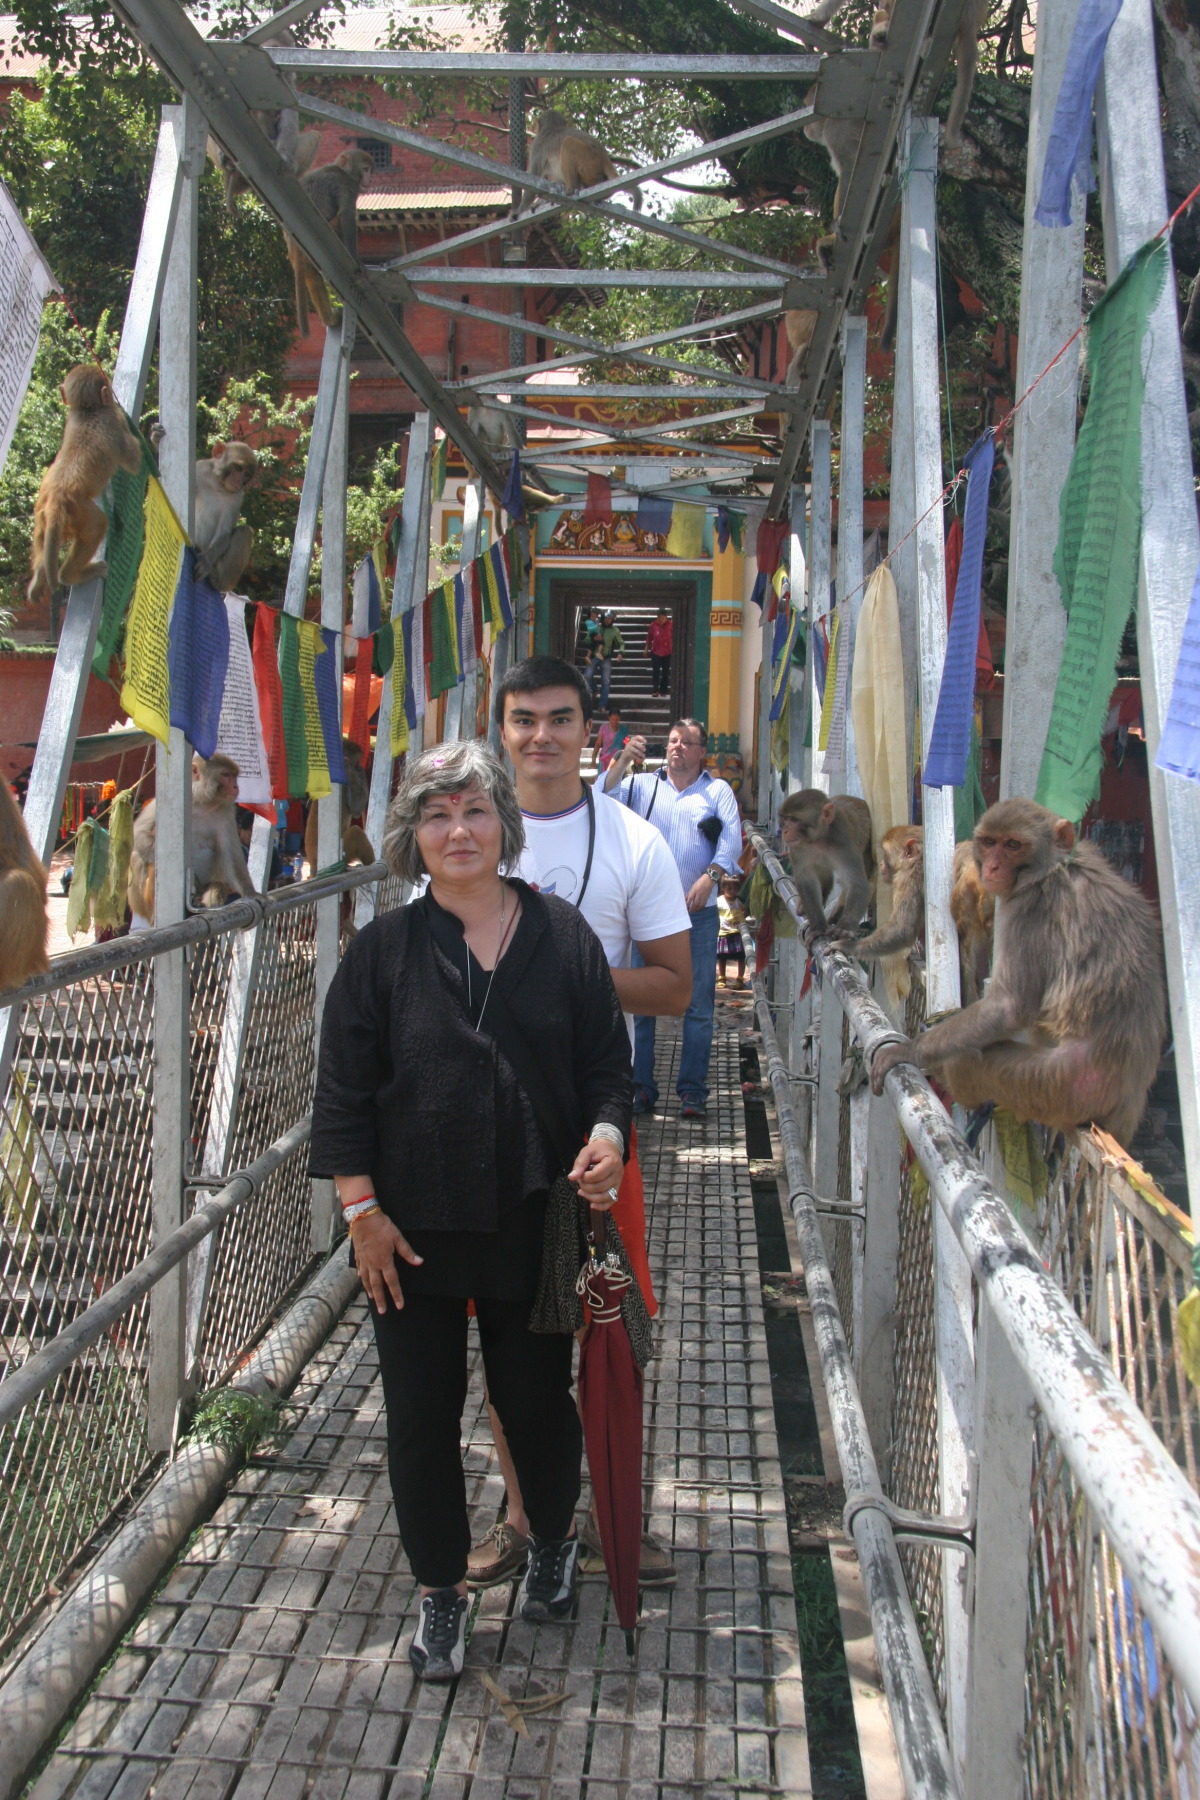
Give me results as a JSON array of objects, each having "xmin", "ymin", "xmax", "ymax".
[{"xmin": 606, "ymin": 1186, "xmax": 619, "ymax": 1202}]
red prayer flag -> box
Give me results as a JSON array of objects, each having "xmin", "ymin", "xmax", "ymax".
[
  {"xmin": 252, "ymin": 603, "xmax": 289, "ymax": 799},
  {"xmin": 583, "ymin": 472, "xmax": 614, "ymax": 525},
  {"xmin": 755, "ymin": 514, "xmax": 789, "ymax": 575},
  {"xmin": 348, "ymin": 636, "xmax": 374, "ymax": 762}
]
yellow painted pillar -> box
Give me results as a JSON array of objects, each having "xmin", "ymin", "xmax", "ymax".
[{"xmin": 708, "ymin": 541, "xmax": 744, "ymax": 748}]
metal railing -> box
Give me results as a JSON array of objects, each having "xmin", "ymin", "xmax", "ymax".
[
  {"xmin": 751, "ymin": 831, "xmax": 1200, "ymax": 1800},
  {"xmin": 0, "ymin": 864, "xmax": 397, "ymax": 1660}
]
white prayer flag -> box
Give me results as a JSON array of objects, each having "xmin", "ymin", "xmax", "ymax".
[
  {"xmin": 216, "ymin": 596, "xmax": 272, "ymax": 804},
  {"xmin": 0, "ymin": 178, "xmax": 58, "ymax": 479}
]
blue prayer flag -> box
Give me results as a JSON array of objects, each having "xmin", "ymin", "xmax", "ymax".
[
  {"xmin": 168, "ymin": 548, "xmax": 230, "ymax": 760},
  {"xmin": 1155, "ymin": 561, "xmax": 1200, "ymax": 784},
  {"xmin": 925, "ymin": 432, "xmax": 996, "ymax": 789},
  {"xmin": 453, "ymin": 573, "xmax": 467, "ymax": 678},
  {"xmin": 401, "ymin": 608, "xmax": 418, "ymax": 731},
  {"xmin": 715, "ymin": 507, "xmax": 731, "ymax": 552},
  {"xmin": 489, "ymin": 542, "xmax": 513, "ymax": 628},
  {"xmin": 636, "ymin": 495, "xmax": 673, "ymax": 536},
  {"xmin": 502, "ymin": 450, "xmax": 525, "ymax": 520},
  {"xmin": 1035, "ymin": 0, "xmax": 1123, "ymax": 228},
  {"xmin": 314, "ymin": 626, "xmax": 347, "ymax": 787},
  {"xmin": 813, "ymin": 618, "xmax": 828, "ymax": 705}
]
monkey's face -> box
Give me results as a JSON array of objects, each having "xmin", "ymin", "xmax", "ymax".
[
  {"xmin": 974, "ymin": 831, "xmax": 1029, "ymax": 897},
  {"xmin": 214, "ymin": 444, "xmax": 258, "ymax": 492}
]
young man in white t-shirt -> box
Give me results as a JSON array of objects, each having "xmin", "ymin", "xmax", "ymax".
[{"xmin": 465, "ymin": 655, "xmax": 691, "ymax": 1591}]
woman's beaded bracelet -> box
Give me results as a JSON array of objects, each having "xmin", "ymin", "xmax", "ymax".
[{"xmin": 343, "ymin": 1197, "xmax": 382, "ymax": 1227}]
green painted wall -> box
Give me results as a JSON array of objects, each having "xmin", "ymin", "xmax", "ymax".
[{"xmin": 533, "ymin": 565, "xmax": 713, "ymax": 720}]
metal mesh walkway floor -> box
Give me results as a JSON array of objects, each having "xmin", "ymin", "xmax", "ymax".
[{"xmin": 32, "ymin": 1015, "xmax": 810, "ymax": 1800}]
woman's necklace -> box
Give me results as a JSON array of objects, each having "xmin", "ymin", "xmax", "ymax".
[{"xmin": 465, "ymin": 886, "xmax": 515, "ymax": 1029}]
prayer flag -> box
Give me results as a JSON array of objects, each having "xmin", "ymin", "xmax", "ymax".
[
  {"xmin": 925, "ymin": 431, "xmax": 995, "ymax": 789},
  {"xmin": 728, "ymin": 510, "xmax": 745, "ymax": 554},
  {"xmin": 390, "ymin": 614, "xmax": 409, "ymax": 759},
  {"xmin": 470, "ymin": 558, "xmax": 484, "ymax": 649},
  {"xmin": 297, "ymin": 619, "xmax": 331, "ymax": 799},
  {"xmin": 813, "ymin": 616, "xmax": 829, "ymax": 705},
  {"xmin": 216, "ymin": 597, "xmax": 272, "ymax": 804},
  {"xmin": 252, "ymin": 603, "xmax": 288, "ymax": 798},
  {"xmin": 278, "ymin": 613, "xmax": 309, "ymax": 797},
  {"xmin": 636, "ymin": 495, "xmax": 672, "ymax": 537},
  {"xmin": 823, "ymin": 614, "xmax": 849, "ymax": 779},
  {"xmin": 432, "ymin": 434, "xmax": 447, "ymax": 501},
  {"xmin": 751, "ymin": 514, "xmax": 789, "ymax": 608},
  {"xmin": 666, "ymin": 503, "xmax": 705, "ymax": 559},
  {"xmin": 1037, "ymin": 238, "xmax": 1168, "ymax": 822},
  {"xmin": 1155, "ymin": 562, "xmax": 1200, "ymax": 783},
  {"xmin": 818, "ymin": 611, "xmax": 841, "ymax": 752},
  {"xmin": 0, "ymin": 182, "xmax": 58, "ymax": 481},
  {"xmin": 168, "ymin": 549, "xmax": 230, "ymax": 760},
  {"xmin": 490, "ymin": 541, "xmax": 513, "ymax": 628},
  {"xmin": 583, "ymin": 472, "xmax": 614, "ymax": 525},
  {"xmin": 401, "ymin": 609, "xmax": 418, "ymax": 729},
  {"xmin": 314, "ymin": 625, "xmax": 347, "ymax": 788},
  {"xmin": 769, "ymin": 595, "xmax": 803, "ymax": 723},
  {"xmin": 409, "ymin": 596, "xmax": 427, "ymax": 719},
  {"xmin": 91, "ymin": 443, "xmax": 154, "ymax": 679},
  {"xmin": 453, "ymin": 572, "xmax": 468, "ymax": 673},
  {"xmin": 430, "ymin": 579, "xmax": 460, "ymax": 697},
  {"xmin": 347, "ymin": 637, "xmax": 374, "ymax": 761},
  {"xmin": 351, "ymin": 554, "xmax": 381, "ymax": 637},
  {"xmin": 852, "ymin": 565, "xmax": 909, "ymax": 839},
  {"xmin": 120, "ymin": 476, "xmax": 187, "ymax": 746},
  {"xmin": 482, "ymin": 543, "xmax": 504, "ymax": 632},
  {"xmin": 715, "ymin": 507, "xmax": 731, "ymax": 552},
  {"xmin": 502, "ymin": 449, "xmax": 525, "ymax": 520},
  {"xmin": 1035, "ymin": 0, "xmax": 1123, "ymax": 228}
]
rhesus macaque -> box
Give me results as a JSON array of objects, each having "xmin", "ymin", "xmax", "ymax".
[
  {"xmin": 779, "ymin": 788, "xmax": 875, "ymax": 936},
  {"xmin": 950, "ymin": 837, "xmax": 995, "ymax": 1002},
  {"xmin": 467, "ymin": 402, "xmax": 521, "ymax": 451},
  {"xmin": 303, "ymin": 738, "xmax": 375, "ymax": 871},
  {"xmin": 193, "ymin": 442, "xmax": 258, "ymax": 591},
  {"xmin": 833, "ymin": 826, "xmax": 996, "ymax": 1002},
  {"xmin": 28, "ymin": 366, "xmax": 143, "ymax": 603},
  {"xmin": 0, "ymin": 780, "xmax": 49, "ymax": 992},
  {"xmin": 513, "ymin": 110, "xmax": 643, "ymax": 217},
  {"xmin": 129, "ymin": 754, "xmax": 256, "ymax": 920},
  {"xmin": 286, "ymin": 149, "xmax": 374, "ymax": 336},
  {"xmin": 800, "ymin": 119, "xmax": 902, "ymax": 350},
  {"xmin": 783, "ymin": 309, "xmax": 818, "ymax": 386},
  {"xmin": 206, "ymin": 28, "xmax": 321, "ymax": 208},
  {"xmin": 870, "ymin": 800, "xmax": 1166, "ymax": 1147},
  {"xmin": 817, "ymin": 0, "xmax": 986, "ymax": 148}
]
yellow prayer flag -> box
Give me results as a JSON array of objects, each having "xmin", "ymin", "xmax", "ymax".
[
  {"xmin": 818, "ymin": 611, "xmax": 840, "ymax": 753},
  {"xmin": 297, "ymin": 621, "xmax": 332, "ymax": 799},
  {"xmin": 390, "ymin": 617, "xmax": 409, "ymax": 760},
  {"xmin": 665, "ymin": 504, "xmax": 705, "ymax": 559},
  {"xmin": 850, "ymin": 564, "xmax": 910, "ymax": 1005},
  {"xmin": 119, "ymin": 477, "xmax": 187, "ymax": 745}
]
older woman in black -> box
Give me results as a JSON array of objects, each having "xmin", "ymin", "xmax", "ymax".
[{"xmin": 310, "ymin": 742, "xmax": 631, "ymax": 1681}]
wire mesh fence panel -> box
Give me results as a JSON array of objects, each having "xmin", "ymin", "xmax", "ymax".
[
  {"xmin": 0, "ymin": 967, "xmax": 156, "ymax": 1655},
  {"xmin": 832, "ymin": 1011, "xmax": 856, "ymax": 1354},
  {"xmin": 1020, "ymin": 1132, "xmax": 1200, "ymax": 1800}
]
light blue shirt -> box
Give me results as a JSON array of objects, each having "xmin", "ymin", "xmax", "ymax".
[{"xmin": 602, "ymin": 767, "xmax": 743, "ymax": 905}]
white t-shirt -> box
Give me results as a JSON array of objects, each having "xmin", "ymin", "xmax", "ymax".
[{"xmin": 514, "ymin": 788, "xmax": 690, "ymax": 1047}]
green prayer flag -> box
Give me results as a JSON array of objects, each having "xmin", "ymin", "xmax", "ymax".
[
  {"xmin": 91, "ymin": 443, "xmax": 156, "ymax": 680},
  {"xmin": 729, "ymin": 511, "xmax": 745, "ymax": 554},
  {"xmin": 1036, "ymin": 238, "xmax": 1168, "ymax": 823},
  {"xmin": 373, "ymin": 619, "xmax": 394, "ymax": 678},
  {"xmin": 278, "ymin": 614, "xmax": 309, "ymax": 797},
  {"xmin": 953, "ymin": 718, "xmax": 987, "ymax": 842},
  {"xmin": 429, "ymin": 579, "xmax": 459, "ymax": 697}
]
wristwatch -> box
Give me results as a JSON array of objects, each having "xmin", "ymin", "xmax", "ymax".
[{"xmin": 707, "ymin": 864, "xmax": 724, "ymax": 882}]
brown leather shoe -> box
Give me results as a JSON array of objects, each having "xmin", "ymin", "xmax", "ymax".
[
  {"xmin": 466, "ymin": 1520, "xmax": 529, "ymax": 1588},
  {"xmin": 579, "ymin": 1510, "xmax": 677, "ymax": 1586}
]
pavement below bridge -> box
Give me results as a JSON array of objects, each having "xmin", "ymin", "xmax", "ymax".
[{"xmin": 31, "ymin": 1011, "xmax": 815, "ymax": 1800}]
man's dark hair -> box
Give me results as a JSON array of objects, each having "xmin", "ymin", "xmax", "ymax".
[
  {"xmin": 494, "ymin": 654, "xmax": 593, "ymax": 725},
  {"xmin": 670, "ymin": 716, "xmax": 708, "ymax": 744}
]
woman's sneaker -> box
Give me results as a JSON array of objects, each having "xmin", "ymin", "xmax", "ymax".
[
  {"xmin": 408, "ymin": 1586, "xmax": 468, "ymax": 1680},
  {"xmin": 519, "ymin": 1533, "xmax": 580, "ymax": 1621}
]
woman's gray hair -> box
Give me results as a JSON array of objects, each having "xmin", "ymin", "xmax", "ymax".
[{"xmin": 382, "ymin": 740, "xmax": 526, "ymax": 884}]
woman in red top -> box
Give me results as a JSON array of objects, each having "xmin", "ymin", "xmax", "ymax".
[{"xmin": 645, "ymin": 607, "xmax": 672, "ymax": 696}]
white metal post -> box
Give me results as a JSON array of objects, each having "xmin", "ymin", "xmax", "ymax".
[
  {"xmin": 1000, "ymin": 0, "xmax": 1085, "ymax": 800},
  {"xmin": 1097, "ymin": 0, "xmax": 1200, "ymax": 1203},
  {"xmin": 148, "ymin": 99, "xmax": 203, "ymax": 1454},
  {"xmin": 837, "ymin": 314, "xmax": 867, "ymax": 798},
  {"xmin": 809, "ymin": 421, "xmax": 833, "ymax": 797},
  {"xmin": 311, "ymin": 329, "xmax": 352, "ymax": 1254},
  {"xmin": 888, "ymin": 190, "xmax": 920, "ymax": 784}
]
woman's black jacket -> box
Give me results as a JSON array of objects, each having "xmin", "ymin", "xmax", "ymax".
[{"xmin": 308, "ymin": 880, "xmax": 632, "ymax": 1235}]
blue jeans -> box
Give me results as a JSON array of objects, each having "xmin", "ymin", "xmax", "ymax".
[
  {"xmin": 594, "ymin": 656, "xmax": 614, "ymax": 708},
  {"xmin": 633, "ymin": 903, "xmax": 720, "ymax": 1105}
]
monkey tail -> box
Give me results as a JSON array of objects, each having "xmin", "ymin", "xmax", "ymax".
[{"xmin": 291, "ymin": 240, "xmax": 310, "ymax": 338}]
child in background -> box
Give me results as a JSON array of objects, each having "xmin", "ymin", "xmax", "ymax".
[
  {"xmin": 593, "ymin": 706, "xmax": 628, "ymax": 771},
  {"xmin": 716, "ymin": 876, "xmax": 747, "ymax": 989}
]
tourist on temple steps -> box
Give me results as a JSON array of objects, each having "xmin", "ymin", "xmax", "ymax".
[{"xmin": 309, "ymin": 741, "xmax": 632, "ymax": 1682}]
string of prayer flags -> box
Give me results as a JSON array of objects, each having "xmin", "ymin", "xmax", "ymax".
[
  {"xmin": 313, "ymin": 626, "xmax": 347, "ymax": 788},
  {"xmin": 91, "ymin": 439, "xmax": 156, "ymax": 679},
  {"xmin": 502, "ymin": 449, "xmax": 525, "ymax": 521},
  {"xmin": 120, "ymin": 476, "xmax": 187, "ymax": 745},
  {"xmin": 636, "ymin": 495, "xmax": 673, "ymax": 537},
  {"xmin": 1037, "ymin": 237, "xmax": 1168, "ymax": 823},
  {"xmin": 1035, "ymin": 0, "xmax": 1123, "ymax": 228},
  {"xmin": 347, "ymin": 637, "xmax": 375, "ymax": 761},
  {"xmin": 389, "ymin": 617, "xmax": 409, "ymax": 759},
  {"xmin": 252, "ymin": 603, "xmax": 289, "ymax": 798},
  {"xmin": 925, "ymin": 431, "xmax": 995, "ymax": 790},
  {"xmin": 769, "ymin": 587, "xmax": 803, "ymax": 723},
  {"xmin": 430, "ymin": 578, "xmax": 460, "ymax": 698},
  {"xmin": 583, "ymin": 473, "xmax": 613, "ymax": 526},
  {"xmin": 432, "ymin": 433, "xmax": 448, "ymax": 501},
  {"xmin": 351, "ymin": 552, "xmax": 382, "ymax": 638},
  {"xmin": 167, "ymin": 549, "xmax": 230, "ymax": 760},
  {"xmin": 665, "ymin": 503, "xmax": 705, "ymax": 560},
  {"xmin": 750, "ymin": 515, "xmax": 789, "ymax": 608},
  {"xmin": 1155, "ymin": 563, "xmax": 1200, "ymax": 783},
  {"xmin": 216, "ymin": 597, "xmax": 272, "ymax": 804}
]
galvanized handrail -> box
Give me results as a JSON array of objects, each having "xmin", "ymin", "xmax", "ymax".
[
  {"xmin": 742, "ymin": 921, "xmax": 962, "ymax": 1800},
  {"xmin": 749, "ymin": 828, "xmax": 1200, "ymax": 1717},
  {"xmin": 0, "ymin": 1115, "xmax": 312, "ymax": 1429},
  {"xmin": 0, "ymin": 861, "xmax": 390, "ymax": 1011}
]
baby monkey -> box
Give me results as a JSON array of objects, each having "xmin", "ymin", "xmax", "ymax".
[
  {"xmin": 28, "ymin": 365, "xmax": 143, "ymax": 603},
  {"xmin": 833, "ymin": 825, "xmax": 995, "ymax": 1001},
  {"xmin": 194, "ymin": 442, "xmax": 258, "ymax": 592},
  {"xmin": 779, "ymin": 788, "xmax": 875, "ymax": 936},
  {"xmin": 513, "ymin": 110, "xmax": 643, "ymax": 217}
]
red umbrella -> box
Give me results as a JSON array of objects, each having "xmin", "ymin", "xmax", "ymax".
[{"xmin": 577, "ymin": 1210, "xmax": 644, "ymax": 1655}]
